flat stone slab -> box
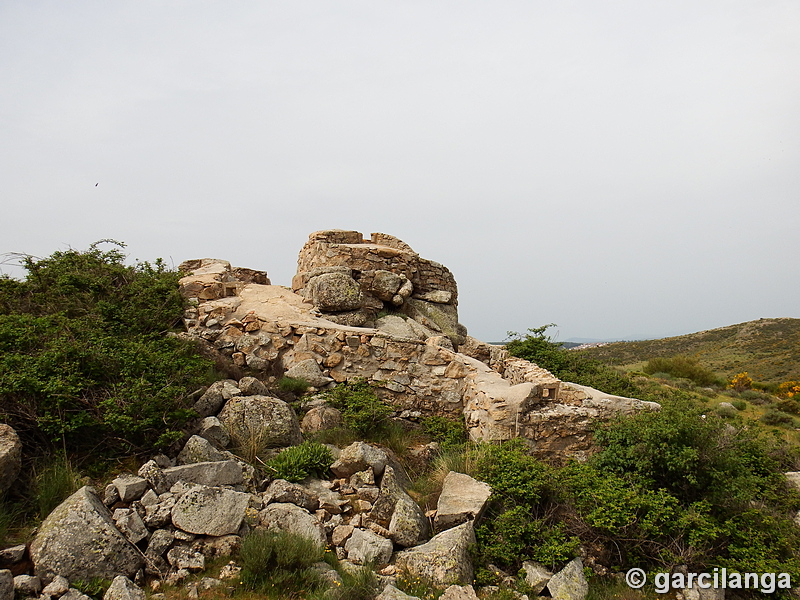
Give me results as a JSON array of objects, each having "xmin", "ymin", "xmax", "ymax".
[
  {"xmin": 171, "ymin": 485, "xmax": 250, "ymax": 536},
  {"xmin": 163, "ymin": 460, "xmax": 243, "ymax": 487}
]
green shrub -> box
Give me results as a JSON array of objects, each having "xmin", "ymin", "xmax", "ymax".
[
  {"xmin": 311, "ymin": 563, "xmax": 379, "ymax": 600},
  {"xmin": 323, "ymin": 379, "xmax": 393, "ymax": 437},
  {"xmin": 592, "ymin": 399, "xmax": 786, "ymax": 507},
  {"xmin": 70, "ymin": 579, "xmax": 111, "ymax": 600},
  {"xmin": 279, "ymin": 376, "xmax": 311, "ymax": 394},
  {"xmin": 266, "ymin": 441, "xmax": 334, "ymax": 482},
  {"xmin": 474, "ymin": 439, "xmax": 553, "ymax": 505},
  {"xmin": 421, "ymin": 416, "xmax": 467, "ymax": 450},
  {"xmin": 475, "ymin": 506, "xmax": 579, "ymax": 571},
  {"xmin": 643, "ymin": 356, "xmax": 720, "ymax": 387},
  {"xmin": 239, "ymin": 529, "xmax": 325, "ymax": 596},
  {"xmin": 730, "ymin": 399, "xmax": 747, "ymax": 411},
  {"xmin": 0, "ymin": 242, "xmax": 214, "ymax": 457},
  {"xmin": 774, "ymin": 398, "xmax": 800, "ymax": 415},
  {"xmin": 715, "ymin": 404, "xmax": 738, "ymax": 419},
  {"xmin": 740, "ymin": 389, "xmax": 773, "ymax": 404},
  {"xmin": 761, "ymin": 409, "xmax": 794, "ymax": 427}
]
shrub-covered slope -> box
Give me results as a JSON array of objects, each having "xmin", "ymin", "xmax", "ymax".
[{"xmin": 575, "ymin": 318, "xmax": 800, "ymax": 384}]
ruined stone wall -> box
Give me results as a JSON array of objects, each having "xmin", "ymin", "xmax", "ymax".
[{"xmin": 294, "ymin": 230, "xmax": 458, "ymax": 304}]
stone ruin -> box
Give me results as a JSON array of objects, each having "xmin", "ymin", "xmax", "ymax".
[
  {"xmin": 178, "ymin": 229, "xmax": 658, "ymax": 461},
  {"xmin": 0, "ymin": 229, "xmax": 657, "ymax": 598},
  {"xmin": 292, "ymin": 230, "xmax": 466, "ymax": 344}
]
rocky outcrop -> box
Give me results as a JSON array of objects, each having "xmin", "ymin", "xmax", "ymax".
[
  {"xmin": 29, "ymin": 487, "xmax": 144, "ymax": 583},
  {"xmin": 291, "ymin": 231, "xmax": 465, "ymax": 344},
  {"xmin": 177, "ymin": 231, "xmax": 659, "ymax": 461},
  {"xmin": 0, "ymin": 425, "xmax": 22, "ymax": 492},
  {"xmin": 394, "ymin": 521, "xmax": 476, "ymax": 586}
]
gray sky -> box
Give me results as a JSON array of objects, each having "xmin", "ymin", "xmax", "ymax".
[{"xmin": 2, "ymin": 1, "xmax": 798, "ymax": 342}]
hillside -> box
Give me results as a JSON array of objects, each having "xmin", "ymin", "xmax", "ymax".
[{"xmin": 576, "ymin": 318, "xmax": 800, "ymax": 384}]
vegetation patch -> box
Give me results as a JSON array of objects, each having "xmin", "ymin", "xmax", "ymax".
[
  {"xmin": 265, "ymin": 441, "xmax": 334, "ymax": 482},
  {"xmin": 0, "ymin": 242, "xmax": 215, "ymax": 458}
]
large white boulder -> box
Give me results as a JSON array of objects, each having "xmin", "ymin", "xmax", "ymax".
[
  {"xmin": 218, "ymin": 395, "xmax": 302, "ymax": 448},
  {"xmin": 394, "ymin": 521, "xmax": 475, "ymax": 587},
  {"xmin": 29, "ymin": 487, "xmax": 144, "ymax": 583},
  {"xmin": 171, "ymin": 485, "xmax": 250, "ymax": 536},
  {"xmin": 259, "ymin": 503, "xmax": 326, "ymax": 548},
  {"xmin": 434, "ymin": 471, "xmax": 491, "ymax": 532}
]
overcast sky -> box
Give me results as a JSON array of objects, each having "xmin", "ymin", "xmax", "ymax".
[{"xmin": 2, "ymin": 1, "xmax": 798, "ymax": 342}]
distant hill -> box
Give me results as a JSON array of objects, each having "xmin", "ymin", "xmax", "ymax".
[{"xmin": 575, "ymin": 318, "xmax": 800, "ymax": 385}]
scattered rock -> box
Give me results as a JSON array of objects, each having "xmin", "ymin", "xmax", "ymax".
[
  {"xmin": 0, "ymin": 570, "xmax": 12, "ymax": 600},
  {"xmin": 218, "ymin": 395, "xmax": 303, "ymax": 449},
  {"xmin": 237, "ymin": 377, "xmax": 268, "ymax": 396},
  {"xmin": 143, "ymin": 496, "xmax": 177, "ymax": 529},
  {"xmin": 440, "ymin": 585, "xmax": 479, "ymax": 600},
  {"xmin": 344, "ymin": 527, "xmax": 393, "ymax": 566},
  {"xmin": 522, "ymin": 561, "xmax": 552, "ymax": 595},
  {"xmin": 331, "ymin": 525, "xmax": 355, "ymax": 547},
  {"xmin": 195, "ymin": 535, "xmax": 241, "ymax": 558},
  {"xmin": 285, "ymin": 359, "xmax": 333, "ymax": 388},
  {"xmin": 264, "ymin": 480, "xmax": 319, "ymax": 512},
  {"xmin": 60, "ymin": 590, "xmax": 92, "ymax": 600},
  {"xmin": 176, "ymin": 436, "xmax": 227, "ymax": 465},
  {"xmin": 113, "ymin": 508, "xmax": 150, "ymax": 545},
  {"xmin": 146, "ymin": 529, "xmax": 175, "ymax": 558},
  {"xmin": 394, "ymin": 521, "xmax": 476, "ymax": 587},
  {"xmin": 112, "ymin": 475, "xmax": 149, "ymax": 503},
  {"xmin": 166, "ymin": 547, "xmax": 205, "ymax": 572},
  {"xmin": 164, "ymin": 460, "xmax": 244, "ymax": 487},
  {"xmin": 137, "ymin": 461, "xmax": 170, "ymax": 495},
  {"xmin": 301, "ymin": 406, "xmax": 343, "ymax": 434},
  {"xmin": 389, "ymin": 495, "xmax": 429, "ymax": 548},
  {"xmin": 0, "ymin": 425, "xmax": 22, "ymax": 492},
  {"xmin": 0, "ymin": 545, "xmax": 25, "ymax": 567},
  {"xmin": 29, "ymin": 486, "xmax": 144, "ymax": 583},
  {"xmin": 13, "ymin": 575, "xmax": 42, "ymax": 597},
  {"xmin": 103, "ymin": 576, "xmax": 145, "ymax": 600},
  {"xmin": 547, "ymin": 558, "xmax": 588, "ymax": 600},
  {"xmin": 192, "ymin": 380, "xmax": 241, "ymax": 418},
  {"xmin": 171, "ymin": 485, "xmax": 250, "ymax": 536},
  {"xmin": 434, "ymin": 472, "xmax": 491, "ymax": 531},
  {"xmin": 375, "ymin": 584, "xmax": 420, "ymax": 600},
  {"xmin": 41, "ymin": 575, "xmax": 69, "ymax": 598},
  {"xmin": 331, "ymin": 442, "xmax": 388, "ymax": 479},
  {"xmin": 259, "ymin": 503, "xmax": 327, "ymax": 548},
  {"xmin": 198, "ymin": 417, "xmax": 230, "ymax": 449}
]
